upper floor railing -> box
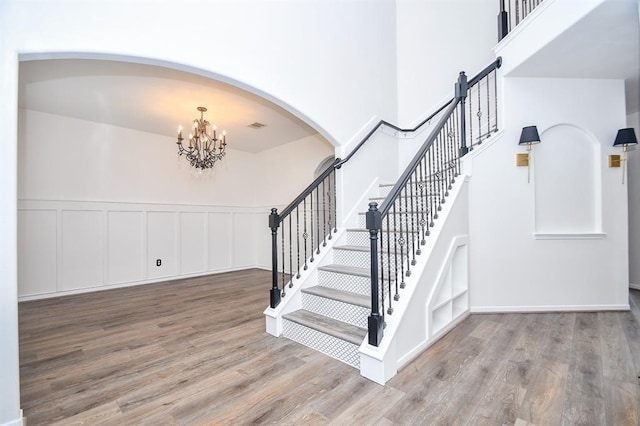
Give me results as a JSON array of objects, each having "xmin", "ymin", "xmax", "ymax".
[{"xmin": 498, "ymin": 0, "xmax": 545, "ymax": 40}]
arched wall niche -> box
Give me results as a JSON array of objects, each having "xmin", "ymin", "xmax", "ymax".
[{"xmin": 533, "ymin": 123, "xmax": 603, "ymax": 236}]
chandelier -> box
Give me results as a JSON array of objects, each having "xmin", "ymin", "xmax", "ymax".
[{"xmin": 176, "ymin": 106, "xmax": 227, "ymax": 170}]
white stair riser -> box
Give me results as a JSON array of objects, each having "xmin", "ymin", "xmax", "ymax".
[
  {"xmin": 357, "ymin": 211, "xmax": 432, "ymax": 228},
  {"xmin": 282, "ymin": 320, "xmax": 360, "ymax": 368},
  {"xmin": 334, "ymin": 249, "xmax": 405, "ymax": 272},
  {"xmin": 318, "ymin": 269, "xmax": 371, "ymax": 296},
  {"xmin": 377, "ymin": 180, "xmax": 452, "ymax": 197},
  {"xmin": 301, "ymin": 293, "xmax": 369, "ymax": 329}
]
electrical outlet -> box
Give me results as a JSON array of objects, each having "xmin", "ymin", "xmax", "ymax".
[{"xmin": 156, "ymin": 259, "xmax": 162, "ymax": 267}]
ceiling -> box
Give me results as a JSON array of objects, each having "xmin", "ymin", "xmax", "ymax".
[
  {"xmin": 510, "ymin": 0, "xmax": 640, "ymax": 114},
  {"xmin": 18, "ymin": 59, "xmax": 319, "ymax": 153},
  {"xmin": 18, "ymin": 1, "xmax": 640, "ymax": 154}
]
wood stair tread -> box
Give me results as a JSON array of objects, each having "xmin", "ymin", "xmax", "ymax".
[
  {"xmin": 347, "ymin": 228, "xmax": 420, "ymax": 233},
  {"xmin": 283, "ymin": 310, "xmax": 366, "ymax": 345},
  {"xmin": 318, "ymin": 264, "xmax": 370, "ymax": 277},
  {"xmin": 302, "ymin": 285, "xmax": 370, "ymax": 308},
  {"xmin": 334, "ymin": 244, "xmax": 402, "ymax": 255}
]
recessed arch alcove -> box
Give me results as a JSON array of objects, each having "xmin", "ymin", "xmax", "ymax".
[{"xmin": 533, "ymin": 123, "xmax": 603, "ymax": 236}]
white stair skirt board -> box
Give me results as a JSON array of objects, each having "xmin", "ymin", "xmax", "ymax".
[
  {"xmin": 359, "ymin": 177, "xmax": 470, "ymax": 385},
  {"xmin": 268, "ymin": 167, "xmax": 471, "ymax": 382}
]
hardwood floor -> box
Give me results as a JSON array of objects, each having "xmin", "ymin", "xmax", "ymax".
[{"xmin": 19, "ymin": 270, "xmax": 640, "ymax": 425}]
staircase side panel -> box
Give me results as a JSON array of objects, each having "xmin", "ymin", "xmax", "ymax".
[{"xmin": 394, "ymin": 180, "xmax": 470, "ymax": 369}]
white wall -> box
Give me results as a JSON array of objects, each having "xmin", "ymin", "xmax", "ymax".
[
  {"xmin": 1, "ymin": 5, "xmax": 397, "ymax": 418},
  {"xmin": 19, "ymin": 110, "xmax": 260, "ymax": 206},
  {"xmin": 627, "ymin": 111, "xmax": 640, "ymax": 287},
  {"xmin": 468, "ymin": 77, "xmax": 629, "ymax": 311},
  {"xmin": 395, "ymin": 0, "xmax": 498, "ymax": 127},
  {"xmin": 17, "ymin": 109, "xmax": 334, "ymax": 299}
]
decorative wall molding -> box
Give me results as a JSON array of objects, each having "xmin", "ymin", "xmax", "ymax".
[{"xmin": 18, "ymin": 199, "xmax": 271, "ymax": 300}]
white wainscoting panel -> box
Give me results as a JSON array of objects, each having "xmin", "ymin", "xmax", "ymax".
[
  {"xmin": 233, "ymin": 213, "xmax": 257, "ymax": 267},
  {"xmin": 108, "ymin": 211, "xmax": 144, "ymax": 284},
  {"xmin": 147, "ymin": 211, "xmax": 178, "ymax": 279},
  {"xmin": 208, "ymin": 212, "xmax": 233, "ymax": 270},
  {"xmin": 180, "ymin": 212, "xmax": 207, "ymax": 275},
  {"xmin": 61, "ymin": 210, "xmax": 104, "ymax": 291},
  {"xmin": 18, "ymin": 209, "xmax": 57, "ymax": 295},
  {"xmin": 18, "ymin": 200, "xmax": 266, "ymax": 299}
]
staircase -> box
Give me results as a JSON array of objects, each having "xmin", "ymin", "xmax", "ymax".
[
  {"xmin": 265, "ymin": 57, "xmax": 502, "ymax": 383},
  {"xmin": 281, "ymin": 183, "xmax": 394, "ymax": 368}
]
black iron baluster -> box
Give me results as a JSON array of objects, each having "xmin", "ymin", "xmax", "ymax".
[
  {"xmin": 397, "ymin": 193, "xmax": 406, "ymax": 291},
  {"xmin": 420, "ymin": 158, "xmax": 427, "ymax": 243},
  {"xmin": 391, "ymin": 203, "xmax": 398, "ymax": 313},
  {"xmin": 454, "ymin": 105, "xmax": 461, "ymax": 177},
  {"xmin": 380, "ymin": 227, "xmax": 386, "ymax": 325},
  {"xmin": 494, "ymin": 70, "xmax": 498, "ymax": 132},
  {"xmin": 408, "ymin": 174, "xmax": 417, "ymax": 267},
  {"xmin": 288, "ymin": 215, "xmax": 293, "ymax": 288},
  {"xmin": 295, "ymin": 206, "xmax": 300, "ymax": 279},
  {"xmin": 310, "ymin": 190, "xmax": 315, "ymax": 262},
  {"xmin": 516, "ymin": 0, "xmax": 520, "ymax": 26},
  {"xmin": 444, "ymin": 122, "xmax": 451, "ymax": 196},
  {"xmin": 332, "ymin": 169, "xmax": 338, "ymax": 232},
  {"xmin": 322, "ymin": 179, "xmax": 327, "ymax": 247},
  {"xmin": 449, "ymin": 116, "xmax": 457, "ymax": 182},
  {"xmin": 281, "ymin": 221, "xmax": 286, "ymax": 297},
  {"xmin": 316, "ymin": 186, "xmax": 321, "ymax": 254},
  {"xmin": 477, "ymin": 79, "xmax": 482, "ymax": 145},
  {"xmin": 269, "ymin": 208, "xmax": 281, "ymax": 308},
  {"xmin": 468, "ymin": 86, "xmax": 474, "ymax": 152},
  {"xmin": 303, "ymin": 198, "xmax": 308, "ymax": 270},
  {"xmin": 327, "ymin": 173, "xmax": 333, "ymax": 240},
  {"xmin": 486, "ymin": 75, "xmax": 491, "ymax": 137},
  {"xmin": 429, "ymin": 147, "xmax": 436, "ymax": 225},
  {"xmin": 386, "ymin": 214, "xmax": 392, "ymax": 315}
]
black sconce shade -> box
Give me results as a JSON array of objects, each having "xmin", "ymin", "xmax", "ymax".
[
  {"xmin": 613, "ymin": 128, "xmax": 638, "ymax": 147},
  {"xmin": 519, "ymin": 126, "xmax": 541, "ymax": 145}
]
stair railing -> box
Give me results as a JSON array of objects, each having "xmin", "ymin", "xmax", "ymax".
[
  {"xmin": 268, "ymin": 94, "xmax": 455, "ymax": 309},
  {"xmin": 367, "ymin": 58, "xmax": 502, "ymax": 346},
  {"xmin": 498, "ymin": 0, "xmax": 545, "ymax": 40}
]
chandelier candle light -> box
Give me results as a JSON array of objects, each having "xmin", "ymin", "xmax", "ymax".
[{"xmin": 177, "ymin": 106, "xmax": 227, "ymax": 170}]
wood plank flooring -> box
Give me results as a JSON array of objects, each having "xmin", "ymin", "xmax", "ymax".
[{"xmin": 19, "ymin": 269, "xmax": 640, "ymax": 425}]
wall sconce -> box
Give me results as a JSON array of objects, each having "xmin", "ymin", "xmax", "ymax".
[
  {"xmin": 610, "ymin": 127, "xmax": 638, "ymax": 184},
  {"xmin": 517, "ymin": 125, "xmax": 541, "ymax": 183}
]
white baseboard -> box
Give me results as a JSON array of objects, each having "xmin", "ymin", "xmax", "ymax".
[
  {"xmin": 630, "ymin": 283, "xmax": 640, "ymax": 290},
  {"xmin": 18, "ymin": 265, "xmax": 266, "ymax": 302},
  {"xmin": 470, "ymin": 304, "xmax": 630, "ymax": 313},
  {"xmin": 0, "ymin": 410, "xmax": 24, "ymax": 426}
]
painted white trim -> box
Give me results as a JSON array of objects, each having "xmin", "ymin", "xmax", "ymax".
[
  {"xmin": 396, "ymin": 311, "xmax": 470, "ymax": 370},
  {"xmin": 0, "ymin": 410, "xmax": 24, "ymax": 426},
  {"xmin": 533, "ymin": 233, "xmax": 606, "ymax": 240},
  {"xmin": 17, "ymin": 265, "xmax": 262, "ymax": 302},
  {"xmin": 630, "ymin": 283, "xmax": 640, "ymax": 290},
  {"xmin": 470, "ymin": 304, "xmax": 629, "ymax": 313}
]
